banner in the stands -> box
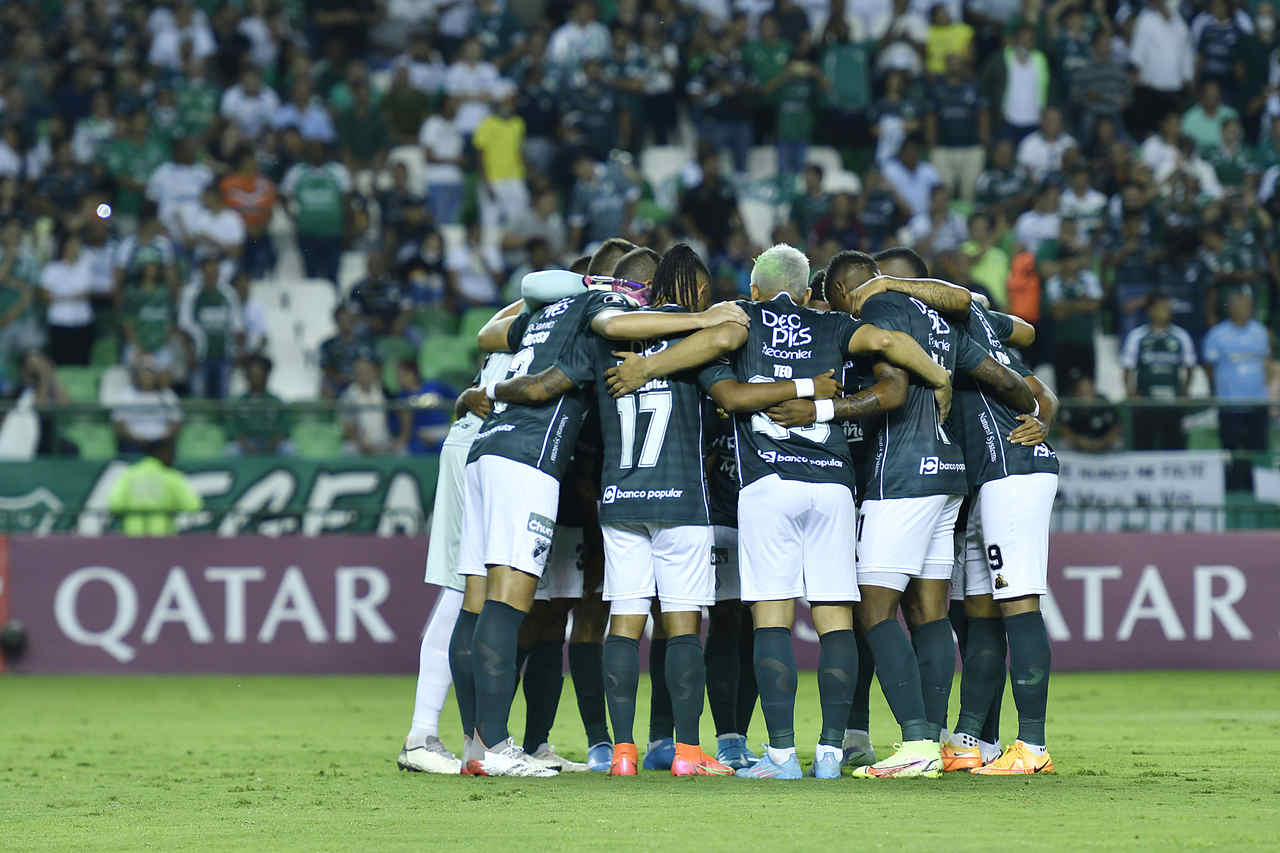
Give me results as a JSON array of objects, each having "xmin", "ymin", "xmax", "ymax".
[{"xmin": 1054, "ymin": 451, "xmax": 1227, "ymax": 532}]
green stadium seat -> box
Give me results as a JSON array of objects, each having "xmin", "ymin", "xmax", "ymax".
[
  {"xmin": 90, "ymin": 335, "xmax": 119, "ymax": 367},
  {"xmin": 420, "ymin": 335, "xmax": 476, "ymax": 381},
  {"xmin": 57, "ymin": 366, "xmax": 105, "ymax": 403},
  {"xmin": 1187, "ymin": 426, "xmax": 1221, "ymax": 451},
  {"xmin": 63, "ymin": 421, "xmax": 117, "ymax": 460},
  {"xmin": 292, "ymin": 420, "xmax": 344, "ymax": 459},
  {"xmin": 377, "ymin": 337, "xmax": 416, "ymax": 393},
  {"xmin": 459, "ymin": 307, "xmax": 494, "ymax": 343},
  {"xmin": 177, "ymin": 422, "xmax": 227, "ymax": 461}
]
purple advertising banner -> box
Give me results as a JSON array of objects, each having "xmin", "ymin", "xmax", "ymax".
[{"xmin": 3, "ymin": 533, "xmax": 1279, "ymax": 673}]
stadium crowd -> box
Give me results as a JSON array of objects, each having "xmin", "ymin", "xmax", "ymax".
[{"xmin": 2, "ymin": 0, "xmax": 1280, "ymax": 457}]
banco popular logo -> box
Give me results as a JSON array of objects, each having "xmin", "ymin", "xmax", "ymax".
[{"xmin": 602, "ymin": 485, "xmax": 617, "ymax": 504}]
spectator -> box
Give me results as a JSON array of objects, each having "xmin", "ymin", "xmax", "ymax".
[
  {"xmin": 988, "ymin": 25, "xmax": 1049, "ymax": 141},
  {"xmin": 503, "ymin": 237, "xmax": 557, "ymax": 302},
  {"xmin": 857, "ymin": 167, "xmax": 906, "ymax": 251},
  {"xmin": 445, "ymin": 222, "xmax": 502, "ymax": 306},
  {"xmin": 349, "ymin": 252, "xmax": 409, "ymax": 339},
  {"xmin": 40, "ymin": 233, "xmax": 95, "ymax": 366},
  {"xmin": 220, "ymin": 68, "xmax": 281, "ymax": 140},
  {"xmin": 0, "ymin": 229, "xmax": 41, "ymax": 395},
  {"xmin": 869, "ymin": 0, "xmax": 928, "ymax": 78},
  {"xmin": 962, "ymin": 210, "xmax": 1011, "ymax": 307},
  {"xmin": 1141, "ymin": 112, "xmax": 1183, "ymax": 178},
  {"xmin": 501, "ymin": 188, "xmax": 567, "ymax": 263},
  {"xmin": 379, "ymin": 161, "xmax": 434, "ymax": 259},
  {"xmin": 815, "ymin": 191, "xmax": 867, "ymax": 250},
  {"xmin": 1016, "ymin": 106, "xmax": 1077, "ymax": 182},
  {"xmin": 1129, "ymin": 0, "xmax": 1194, "ymax": 139},
  {"xmin": 281, "ymin": 142, "xmax": 351, "ymax": 287},
  {"xmin": 336, "ymin": 80, "xmax": 390, "ymax": 174},
  {"xmin": 447, "ymin": 38, "xmax": 503, "ymax": 137},
  {"xmin": 927, "ymin": 54, "xmax": 988, "ymax": 202},
  {"xmin": 546, "ymin": 1, "xmax": 610, "ymax": 70},
  {"xmin": 320, "ymin": 304, "xmax": 370, "ymax": 399},
  {"xmin": 1207, "ymin": 118, "xmax": 1259, "ymax": 188},
  {"xmin": 147, "ymin": 2, "xmax": 216, "ymax": 71},
  {"xmin": 688, "ymin": 32, "xmax": 755, "ymax": 176},
  {"xmin": 121, "ymin": 252, "xmax": 180, "ymax": 384},
  {"xmin": 975, "ymin": 138, "xmax": 1030, "ymax": 219},
  {"xmin": 636, "ymin": 21, "xmax": 681, "ymax": 147},
  {"xmin": 419, "ymin": 98, "xmax": 467, "ymax": 226},
  {"xmin": 397, "ymin": 32, "xmax": 447, "ymax": 94},
  {"xmin": 1121, "ymin": 290, "xmax": 1198, "ymax": 450},
  {"xmin": 1106, "ymin": 212, "xmax": 1164, "ymax": 338},
  {"xmin": 473, "ymin": 93, "xmax": 530, "ymax": 234},
  {"xmin": 1203, "ymin": 287, "xmax": 1273, "ymax": 463},
  {"xmin": 1060, "ymin": 166, "xmax": 1108, "ymax": 239},
  {"xmin": 341, "ymin": 354, "xmax": 394, "ymax": 456},
  {"xmin": 112, "ymin": 357, "xmax": 183, "ymax": 456},
  {"xmin": 790, "ymin": 165, "xmax": 832, "ymax": 243},
  {"xmin": 1057, "ymin": 375, "xmax": 1122, "ymax": 452},
  {"xmin": 271, "ymin": 78, "xmax": 337, "ymax": 144},
  {"xmin": 1070, "ymin": 29, "xmax": 1133, "ymax": 144},
  {"xmin": 924, "ymin": 3, "xmax": 973, "ymax": 75},
  {"xmin": 228, "ymin": 355, "xmax": 295, "ymax": 456},
  {"xmin": 568, "ymin": 153, "xmax": 641, "ymax": 250},
  {"xmin": 33, "ymin": 141, "xmax": 96, "ymax": 219},
  {"xmin": 908, "ymin": 184, "xmax": 968, "ymax": 254},
  {"xmin": 174, "ymin": 58, "xmax": 221, "ymax": 142},
  {"xmin": 1014, "ymin": 183, "xmax": 1062, "ymax": 254},
  {"xmin": 870, "ymin": 69, "xmax": 923, "ymax": 165},
  {"xmin": 107, "ymin": 437, "xmax": 201, "ymax": 537},
  {"xmin": 71, "ymin": 90, "xmax": 116, "ymax": 165},
  {"xmin": 101, "ymin": 111, "xmax": 170, "ymax": 223},
  {"xmin": 1182, "ymin": 81, "xmax": 1238, "ymax": 153},
  {"xmin": 179, "ymin": 256, "xmax": 244, "ymax": 399},
  {"xmin": 233, "ymin": 272, "xmax": 267, "ymax": 360},
  {"xmin": 176, "ymin": 185, "xmax": 247, "ymax": 265},
  {"xmin": 883, "ymin": 136, "xmax": 940, "ymax": 216},
  {"xmin": 146, "ymin": 138, "xmax": 213, "ymax": 223},
  {"xmin": 1193, "ymin": 0, "xmax": 1244, "ymax": 92},
  {"xmin": 820, "ymin": 15, "xmax": 874, "ymax": 151},
  {"xmin": 382, "ymin": 65, "xmax": 434, "ymax": 145},
  {"xmin": 564, "ymin": 58, "xmax": 620, "ymax": 157},
  {"xmin": 1158, "ymin": 134, "xmax": 1223, "ymax": 201},
  {"xmin": 220, "ymin": 148, "xmax": 278, "ymax": 280},
  {"xmin": 393, "ymin": 359, "xmax": 455, "ymax": 454},
  {"xmin": 744, "ymin": 14, "xmax": 793, "ymax": 142},
  {"xmin": 679, "ymin": 151, "xmax": 741, "ymax": 255},
  {"xmin": 1043, "ymin": 248, "xmax": 1103, "ymax": 384},
  {"xmin": 763, "ymin": 36, "xmax": 829, "ymax": 175}
]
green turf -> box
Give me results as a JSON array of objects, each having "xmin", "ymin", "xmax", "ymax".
[{"xmin": 2, "ymin": 672, "xmax": 1278, "ymax": 851}]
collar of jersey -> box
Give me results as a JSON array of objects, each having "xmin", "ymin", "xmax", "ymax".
[{"xmin": 768, "ymin": 292, "xmax": 797, "ymax": 304}]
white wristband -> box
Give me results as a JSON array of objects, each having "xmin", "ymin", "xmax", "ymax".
[
  {"xmin": 814, "ymin": 399, "xmax": 835, "ymax": 423},
  {"xmin": 1031, "ymin": 398, "xmax": 1040, "ymax": 419},
  {"xmin": 793, "ymin": 377, "xmax": 815, "ymax": 398},
  {"xmin": 485, "ymin": 378, "xmax": 499, "ymax": 400}
]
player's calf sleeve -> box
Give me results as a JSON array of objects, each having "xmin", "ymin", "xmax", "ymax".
[
  {"xmin": 410, "ymin": 587, "xmax": 462, "ymax": 743},
  {"xmin": 736, "ymin": 611, "xmax": 758, "ymax": 735},
  {"xmin": 447, "ymin": 609, "xmax": 479, "ymax": 738},
  {"xmin": 648, "ymin": 638, "xmax": 674, "ymax": 742},
  {"xmin": 981, "ymin": 630, "xmax": 1007, "ymax": 745},
  {"xmin": 704, "ymin": 611, "xmax": 741, "ymax": 737},
  {"xmin": 1004, "ymin": 611, "xmax": 1051, "ymax": 747},
  {"xmin": 865, "ymin": 619, "xmax": 935, "ymax": 742},
  {"xmin": 817, "ymin": 629, "xmax": 857, "ymax": 748},
  {"xmin": 955, "ymin": 617, "xmax": 1005, "ymax": 740},
  {"xmin": 752, "ymin": 627, "xmax": 797, "ymax": 750},
  {"xmin": 949, "ymin": 599, "xmax": 969, "ymax": 657},
  {"xmin": 472, "ymin": 601, "xmax": 524, "ymax": 747},
  {"xmin": 603, "ymin": 635, "xmax": 640, "ymax": 744},
  {"xmin": 665, "ymin": 634, "xmax": 706, "ymax": 746},
  {"xmin": 847, "ymin": 629, "xmax": 875, "ymax": 732},
  {"xmin": 568, "ymin": 642, "xmax": 611, "ymax": 746},
  {"xmin": 521, "ymin": 642, "xmax": 564, "ymax": 754},
  {"xmin": 910, "ymin": 618, "xmax": 956, "ymax": 733}
]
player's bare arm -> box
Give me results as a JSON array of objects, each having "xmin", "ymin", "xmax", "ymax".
[
  {"xmin": 604, "ymin": 321, "xmax": 749, "ymax": 396},
  {"xmin": 706, "ymin": 370, "xmax": 842, "ymax": 414},
  {"xmin": 766, "ymin": 362, "xmax": 909, "ymax": 427},
  {"xmin": 1005, "ymin": 314, "xmax": 1036, "ymax": 348},
  {"xmin": 454, "ymin": 386, "xmax": 492, "ymax": 420},
  {"xmin": 590, "ymin": 300, "xmax": 748, "ymax": 341},
  {"xmin": 1009, "ymin": 374, "xmax": 1059, "ymax": 446},
  {"xmin": 848, "ymin": 325, "xmax": 952, "ymax": 419},
  {"xmin": 968, "ymin": 355, "xmax": 1037, "ymax": 414},
  {"xmin": 476, "ymin": 298, "xmax": 527, "ymax": 353},
  {"xmin": 850, "ymin": 275, "xmax": 972, "ymax": 316},
  {"xmin": 492, "ymin": 365, "xmax": 576, "ymax": 405}
]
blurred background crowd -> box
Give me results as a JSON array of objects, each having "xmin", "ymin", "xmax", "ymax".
[{"xmin": 3, "ymin": 0, "xmax": 1280, "ymax": 464}]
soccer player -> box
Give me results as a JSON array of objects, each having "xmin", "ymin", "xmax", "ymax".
[
  {"xmin": 455, "ymin": 271, "xmax": 750, "ymax": 776},
  {"xmin": 822, "ymin": 250, "xmax": 1038, "ymax": 779},
  {"xmin": 606, "ymin": 243, "xmax": 953, "ymax": 780}
]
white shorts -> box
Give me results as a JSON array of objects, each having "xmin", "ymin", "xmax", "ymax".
[
  {"xmin": 858, "ymin": 494, "xmax": 963, "ymax": 592},
  {"xmin": 712, "ymin": 525, "xmax": 741, "ymax": 602},
  {"xmin": 950, "ymin": 505, "xmax": 989, "ymax": 601},
  {"xmin": 737, "ymin": 475, "xmax": 858, "ymax": 603},
  {"xmin": 957, "ymin": 473, "xmax": 1058, "ymax": 601},
  {"xmin": 458, "ymin": 455, "xmax": 560, "ymax": 579},
  {"xmin": 424, "ymin": 440, "xmax": 471, "ymax": 591},
  {"xmin": 535, "ymin": 525, "xmax": 586, "ymax": 601},
  {"xmin": 601, "ymin": 522, "xmax": 714, "ymax": 611}
]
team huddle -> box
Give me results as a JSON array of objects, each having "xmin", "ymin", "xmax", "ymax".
[{"xmin": 397, "ymin": 236, "xmax": 1061, "ymax": 780}]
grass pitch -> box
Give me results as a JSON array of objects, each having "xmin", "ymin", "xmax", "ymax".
[{"xmin": 2, "ymin": 672, "xmax": 1278, "ymax": 851}]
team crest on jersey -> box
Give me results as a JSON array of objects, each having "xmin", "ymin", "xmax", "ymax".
[
  {"xmin": 994, "ymin": 574, "xmax": 1008, "ymax": 589},
  {"xmin": 1033, "ymin": 444, "xmax": 1056, "ymax": 458}
]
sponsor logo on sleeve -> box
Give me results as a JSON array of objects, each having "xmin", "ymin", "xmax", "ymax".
[{"xmin": 527, "ymin": 513, "xmax": 556, "ymax": 539}]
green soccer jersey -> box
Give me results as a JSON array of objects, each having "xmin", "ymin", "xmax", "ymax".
[
  {"xmin": 859, "ymin": 292, "xmax": 988, "ymax": 500},
  {"xmin": 126, "ymin": 286, "xmax": 173, "ymax": 353},
  {"xmin": 176, "ymin": 79, "xmax": 221, "ymax": 137},
  {"xmin": 587, "ymin": 306, "xmax": 714, "ymax": 526},
  {"xmin": 187, "ymin": 285, "xmax": 238, "ymax": 359},
  {"xmin": 1121, "ymin": 323, "xmax": 1196, "ymax": 400},
  {"xmin": 705, "ymin": 400, "xmax": 739, "ymax": 528},
  {"xmin": 701, "ymin": 293, "xmax": 863, "ymax": 493},
  {"xmin": 953, "ymin": 304, "xmax": 1060, "ymax": 489},
  {"xmin": 285, "ymin": 163, "xmax": 348, "ymax": 238},
  {"xmin": 468, "ymin": 289, "xmax": 631, "ymax": 480}
]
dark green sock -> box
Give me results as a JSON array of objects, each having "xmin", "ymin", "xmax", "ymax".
[
  {"xmin": 568, "ymin": 642, "xmax": 611, "ymax": 746},
  {"xmin": 1005, "ymin": 611, "xmax": 1050, "ymax": 747},
  {"xmin": 603, "ymin": 635, "xmax": 640, "ymax": 744},
  {"xmin": 847, "ymin": 629, "xmax": 874, "ymax": 731},
  {"xmin": 817, "ymin": 629, "xmax": 857, "ymax": 747},
  {"xmin": 473, "ymin": 601, "xmax": 525, "ymax": 747},
  {"xmin": 665, "ymin": 634, "xmax": 706, "ymax": 745},
  {"xmin": 752, "ymin": 627, "xmax": 797, "ymax": 749},
  {"xmin": 704, "ymin": 607, "xmax": 741, "ymax": 736},
  {"xmin": 865, "ymin": 619, "xmax": 936, "ymax": 742},
  {"xmin": 982, "ymin": 641, "xmax": 1006, "ymax": 745},
  {"xmin": 949, "ymin": 599, "xmax": 969, "ymax": 655},
  {"xmin": 648, "ymin": 637, "xmax": 674, "ymax": 742},
  {"xmin": 956, "ymin": 617, "xmax": 1005, "ymax": 740},
  {"xmin": 511, "ymin": 645, "xmax": 531, "ymax": 702},
  {"xmin": 910, "ymin": 618, "xmax": 956, "ymax": 733},
  {"xmin": 521, "ymin": 642, "xmax": 564, "ymax": 754},
  {"xmin": 736, "ymin": 609, "xmax": 758, "ymax": 734},
  {"xmin": 447, "ymin": 610, "xmax": 478, "ymax": 738}
]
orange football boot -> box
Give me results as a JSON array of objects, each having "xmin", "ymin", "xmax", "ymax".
[
  {"xmin": 971, "ymin": 741, "xmax": 1054, "ymax": 775},
  {"xmin": 609, "ymin": 742, "xmax": 639, "ymax": 776},
  {"xmin": 671, "ymin": 743, "xmax": 734, "ymax": 777},
  {"xmin": 941, "ymin": 741, "xmax": 984, "ymax": 772}
]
